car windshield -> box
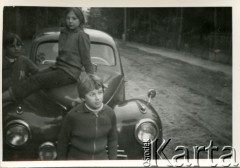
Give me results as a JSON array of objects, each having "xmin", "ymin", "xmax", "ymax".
[{"xmin": 36, "ymin": 42, "xmax": 115, "ymax": 66}]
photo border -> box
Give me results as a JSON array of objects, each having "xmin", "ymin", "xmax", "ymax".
[{"xmin": 1, "ymin": 0, "xmax": 239, "ymax": 167}]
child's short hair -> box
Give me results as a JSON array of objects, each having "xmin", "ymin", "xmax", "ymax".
[
  {"xmin": 3, "ymin": 33, "xmax": 23, "ymax": 48},
  {"xmin": 77, "ymin": 74, "xmax": 106, "ymax": 98}
]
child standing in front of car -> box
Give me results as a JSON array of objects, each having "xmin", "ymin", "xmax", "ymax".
[
  {"xmin": 57, "ymin": 75, "xmax": 117, "ymax": 160},
  {"xmin": 2, "ymin": 7, "xmax": 94, "ymax": 102},
  {"xmin": 2, "ymin": 33, "xmax": 39, "ymax": 92}
]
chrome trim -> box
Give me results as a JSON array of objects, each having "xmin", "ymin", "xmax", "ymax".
[
  {"xmin": 38, "ymin": 141, "xmax": 57, "ymax": 160},
  {"xmin": 106, "ymin": 77, "xmax": 125, "ymax": 105},
  {"xmin": 16, "ymin": 106, "xmax": 23, "ymax": 115},
  {"xmin": 6, "ymin": 120, "xmax": 31, "ymax": 131},
  {"xmin": 117, "ymin": 149, "xmax": 128, "ymax": 159},
  {"xmin": 42, "ymin": 60, "xmax": 56, "ymax": 65},
  {"xmin": 39, "ymin": 141, "xmax": 55, "ymax": 149},
  {"xmin": 134, "ymin": 118, "xmax": 159, "ymax": 144},
  {"xmin": 117, "ymin": 149, "xmax": 125, "ymax": 153},
  {"xmin": 117, "ymin": 154, "xmax": 128, "ymax": 158},
  {"xmin": 5, "ymin": 120, "xmax": 32, "ymax": 147},
  {"xmin": 55, "ymin": 102, "xmax": 68, "ymax": 111},
  {"xmin": 136, "ymin": 100, "xmax": 147, "ymax": 114}
]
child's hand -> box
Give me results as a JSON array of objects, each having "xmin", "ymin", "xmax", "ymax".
[
  {"xmin": 19, "ymin": 70, "xmax": 26, "ymax": 80},
  {"xmin": 65, "ymin": 96, "xmax": 82, "ymax": 107}
]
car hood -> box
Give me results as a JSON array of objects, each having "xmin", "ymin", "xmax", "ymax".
[{"xmin": 47, "ymin": 67, "xmax": 123, "ymax": 109}]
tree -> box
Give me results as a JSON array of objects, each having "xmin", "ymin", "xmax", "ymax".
[{"xmin": 88, "ymin": 8, "xmax": 124, "ymax": 38}]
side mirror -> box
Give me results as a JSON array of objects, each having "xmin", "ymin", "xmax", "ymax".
[
  {"xmin": 147, "ymin": 89, "xmax": 156, "ymax": 105},
  {"xmin": 148, "ymin": 89, "xmax": 156, "ymax": 99},
  {"xmin": 136, "ymin": 89, "xmax": 157, "ymax": 114}
]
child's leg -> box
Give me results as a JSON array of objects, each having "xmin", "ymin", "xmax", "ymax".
[
  {"xmin": 6, "ymin": 68, "xmax": 75, "ymax": 101},
  {"xmin": 2, "ymin": 89, "xmax": 13, "ymax": 102}
]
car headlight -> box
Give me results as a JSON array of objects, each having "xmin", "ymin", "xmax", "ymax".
[
  {"xmin": 135, "ymin": 119, "xmax": 159, "ymax": 144},
  {"xmin": 5, "ymin": 120, "xmax": 31, "ymax": 147},
  {"xmin": 39, "ymin": 142, "xmax": 57, "ymax": 160}
]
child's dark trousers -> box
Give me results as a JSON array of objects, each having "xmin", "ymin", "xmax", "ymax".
[{"xmin": 11, "ymin": 67, "xmax": 76, "ymax": 101}]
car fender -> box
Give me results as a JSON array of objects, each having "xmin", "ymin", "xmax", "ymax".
[{"xmin": 113, "ymin": 99, "xmax": 163, "ymax": 159}]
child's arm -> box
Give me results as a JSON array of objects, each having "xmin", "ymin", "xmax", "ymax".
[
  {"xmin": 78, "ymin": 32, "xmax": 94, "ymax": 74},
  {"xmin": 22, "ymin": 56, "xmax": 39, "ymax": 75},
  {"xmin": 107, "ymin": 111, "xmax": 118, "ymax": 160},
  {"xmin": 57, "ymin": 114, "xmax": 72, "ymax": 160}
]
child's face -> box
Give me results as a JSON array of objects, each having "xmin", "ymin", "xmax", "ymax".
[
  {"xmin": 84, "ymin": 87, "xmax": 104, "ymax": 109},
  {"xmin": 5, "ymin": 38, "xmax": 22, "ymax": 58},
  {"xmin": 66, "ymin": 10, "xmax": 80, "ymax": 30}
]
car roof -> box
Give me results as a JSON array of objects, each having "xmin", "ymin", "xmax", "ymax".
[{"xmin": 33, "ymin": 27, "xmax": 116, "ymax": 46}]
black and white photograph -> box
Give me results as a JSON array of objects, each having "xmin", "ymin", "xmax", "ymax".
[{"xmin": 1, "ymin": 0, "xmax": 239, "ymax": 167}]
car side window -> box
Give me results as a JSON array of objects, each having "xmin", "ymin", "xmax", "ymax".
[
  {"xmin": 36, "ymin": 42, "xmax": 58, "ymax": 65},
  {"xmin": 90, "ymin": 44, "xmax": 115, "ymax": 66}
]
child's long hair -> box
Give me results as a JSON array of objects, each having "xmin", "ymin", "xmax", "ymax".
[{"xmin": 65, "ymin": 7, "xmax": 85, "ymax": 29}]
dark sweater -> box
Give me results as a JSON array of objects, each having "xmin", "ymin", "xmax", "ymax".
[
  {"xmin": 56, "ymin": 27, "xmax": 94, "ymax": 80},
  {"xmin": 57, "ymin": 103, "xmax": 117, "ymax": 160},
  {"xmin": 2, "ymin": 55, "xmax": 39, "ymax": 91}
]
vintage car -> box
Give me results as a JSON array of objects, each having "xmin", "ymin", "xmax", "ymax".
[{"xmin": 2, "ymin": 28, "xmax": 162, "ymax": 161}]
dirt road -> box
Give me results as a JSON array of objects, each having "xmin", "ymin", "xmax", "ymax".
[{"xmin": 118, "ymin": 43, "xmax": 232, "ymax": 159}]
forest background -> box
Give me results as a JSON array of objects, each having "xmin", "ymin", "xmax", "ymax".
[{"xmin": 3, "ymin": 7, "xmax": 232, "ymax": 64}]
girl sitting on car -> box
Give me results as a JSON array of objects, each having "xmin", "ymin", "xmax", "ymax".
[{"xmin": 2, "ymin": 7, "xmax": 94, "ymax": 102}]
